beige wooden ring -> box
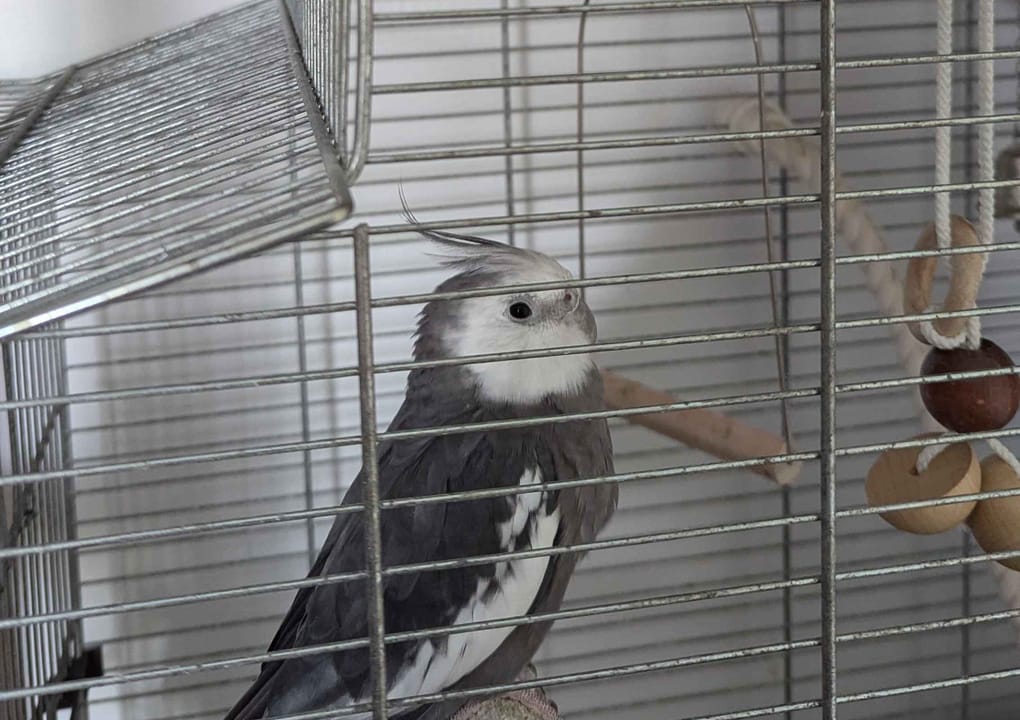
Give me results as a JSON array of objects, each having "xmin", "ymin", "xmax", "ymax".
[
  {"xmin": 865, "ymin": 432, "xmax": 980, "ymax": 534},
  {"xmin": 903, "ymin": 215, "xmax": 986, "ymax": 345},
  {"xmin": 968, "ymin": 454, "xmax": 1020, "ymax": 571}
]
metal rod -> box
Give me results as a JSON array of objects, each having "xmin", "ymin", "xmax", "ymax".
[
  {"xmin": 365, "ymin": 113, "xmax": 1020, "ymax": 165},
  {"xmin": 290, "ymin": 166, "xmax": 318, "ymax": 569},
  {"xmin": 0, "ymin": 67, "xmax": 74, "ymax": 167},
  {"xmin": 331, "ymin": 177, "xmax": 1020, "ymax": 237},
  {"xmin": 371, "ymin": 50, "xmax": 1020, "ymax": 95},
  {"xmin": 774, "ymin": 3, "xmax": 794, "ymax": 717},
  {"xmin": 819, "ymin": 0, "xmax": 838, "ymax": 716},
  {"xmin": 277, "ymin": 0, "xmax": 356, "ymax": 209},
  {"xmin": 501, "ymin": 0, "xmax": 518, "ymax": 246},
  {"xmin": 352, "ymin": 224, "xmax": 388, "ymax": 720},
  {"xmin": 374, "ymin": 0, "xmax": 843, "ymax": 23},
  {"xmin": 960, "ymin": 4, "xmax": 975, "ymax": 715},
  {"xmin": 345, "ymin": 0, "xmax": 374, "ymax": 183},
  {"xmin": 576, "ymin": 0, "xmax": 592, "ymax": 277}
]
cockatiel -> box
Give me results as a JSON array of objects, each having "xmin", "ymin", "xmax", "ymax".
[{"xmin": 224, "ymin": 227, "xmax": 616, "ymax": 720}]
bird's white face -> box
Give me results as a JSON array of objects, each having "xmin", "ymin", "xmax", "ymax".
[{"xmin": 446, "ymin": 254, "xmax": 597, "ymax": 405}]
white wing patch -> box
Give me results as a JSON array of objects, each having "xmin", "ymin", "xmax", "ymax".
[{"xmin": 385, "ymin": 467, "xmax": 558, "ymax": 703}]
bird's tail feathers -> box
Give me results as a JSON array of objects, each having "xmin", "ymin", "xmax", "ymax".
[{"xmin": 223, "ymin": 665, "xmax": 278, "ymax": 720}]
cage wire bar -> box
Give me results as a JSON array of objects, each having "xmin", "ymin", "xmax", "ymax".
[{"xmin": 2, "ymin": 1, "xmax": 1020, "ymax": 720}]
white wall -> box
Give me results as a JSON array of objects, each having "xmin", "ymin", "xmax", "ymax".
[{"xmin": 0, "ymin": 0, "xmax": 243, "ymax": 79}]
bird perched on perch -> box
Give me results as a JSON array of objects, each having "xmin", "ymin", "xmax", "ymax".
[{"xmin": 224, "ymin": 225, "xmax": 617, "ymax": 719}]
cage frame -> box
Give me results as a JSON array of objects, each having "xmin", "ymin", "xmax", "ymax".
[{"xmin": 2, "ymin": 1, "xmax": 1020, "ymax": 720}]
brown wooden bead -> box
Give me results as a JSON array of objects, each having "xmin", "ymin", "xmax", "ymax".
[
  {"xmin": 968, "ymin": 455, "xmax": 1020, "ymax": 571},
  {"xmin": 865, "ymin": 433, "xmax": 980, "ymax": 534},
  {"xmin": 920, "ymin": 339, "xmax": 1020, "ymax": 433}
]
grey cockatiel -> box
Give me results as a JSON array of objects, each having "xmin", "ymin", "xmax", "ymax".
[{"xmin": 224, "ymin": 227, "xmax": 616, "ymax": 720}]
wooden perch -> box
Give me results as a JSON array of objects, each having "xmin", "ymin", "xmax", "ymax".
[
  {"xmin": 451, "ymin": 666, "xmax": 557, "ymax": 720},
  {"xmin": 601, "ymin": 370, "xmax": 802, "ymax": 486}
]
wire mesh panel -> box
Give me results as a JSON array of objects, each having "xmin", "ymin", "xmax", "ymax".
[
  {"xmin": 2, "ymin": 73, "xmax": 87, "ymax": 719},
  {"xmin": 0, "ymin": 0, "xmax": 353, "ymax": 340},
  {"xmin": 283, "ymin": 0, "xmax": 373, "ymax": 182},
  {"xmin": 0, "ymin": 80, "xmax": 45, "ymax": 150},
  {"xmin": 0, "ymin": 335, "xmax": 83, "ymax": 719},
  {"xmin": 2, "ymin": 1, "xmax": 1020, "ymax": 720}
]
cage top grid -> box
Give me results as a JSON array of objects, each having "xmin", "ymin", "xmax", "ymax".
[{"xmin": 0, "ymin": 0, "xmax": 352, "ymax": 341}]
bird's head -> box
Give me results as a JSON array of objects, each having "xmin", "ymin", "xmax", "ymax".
[{"xmin": 408, "ymin": 224, "xmax": 598, "ymax": 406}]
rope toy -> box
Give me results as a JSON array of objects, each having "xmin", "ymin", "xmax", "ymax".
[
  {"xmin": 719, "ymin": 0, "xmax": 1020, "ymax": 638},
  {"xmin": 866, "ymin": 0, "xmax": 1020, "ymax": 569},
  {"xmin": 865, "ymin": 214, "xmax": 1020, "ymax": 564}
]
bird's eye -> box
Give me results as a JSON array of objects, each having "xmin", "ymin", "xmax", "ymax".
[{"xmin": 508, "ymin": 301, "xmax": 533, "ymax": 321}]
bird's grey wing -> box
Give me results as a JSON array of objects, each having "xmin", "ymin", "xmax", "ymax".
[
  {"xmin": 408, "ymin": 415, "xmax": 617, "ymax": 720},
  {"xmin": 221, "ymin": 476, "xmax": 369, "ymax": 720},
  {"xmin": 224, "ymin": 418, "xmax": 498, "ymax": 719},
  {"xmin": 222, "ymin": 420, "xmax": 448, "ymax": 719},
  {"xmin": 225, "ymin": 394, "xmax": 614, "ymax": 720}
]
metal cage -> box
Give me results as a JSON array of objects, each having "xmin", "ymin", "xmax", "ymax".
[{"xmin": 2, "ymin": 1, "xmax": 1020, "ymax": 720}]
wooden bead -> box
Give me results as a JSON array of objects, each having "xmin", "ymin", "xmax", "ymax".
[
  {"xmin": 865, "ymin": 434, "xmax": 980, "ymax": 534},
  {"xmin": 920, "ymin": 339, "xmax": 1020, "ymax": 432},
  {"xmin": 968, "ymin": 455, "xmax": 1020, "ymax": 571}
]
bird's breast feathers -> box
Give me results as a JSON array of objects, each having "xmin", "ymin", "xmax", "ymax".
[{"xmin": 385, "ymin": 466, "xmax": 558, "ymax": 703}]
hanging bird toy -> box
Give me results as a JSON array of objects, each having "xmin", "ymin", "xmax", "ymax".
[{"xmin": 865, "ymin": 215, "xmax": 1020, "ymax": 571}]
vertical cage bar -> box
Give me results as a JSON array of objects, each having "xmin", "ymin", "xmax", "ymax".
[
  {"xmin": 40, "ymin": 336, "xmax": 68, "ymax": 680},
  {"xmin": 294, "ymin": 238, "xmax": 317, "ymax": 567},
  {"xmin": 960, "ymin": 3, "xmax": 976, "ymax": 716},
  {"xmin": 775, "ymin": 4, "xmax": 795, "ymax": 716},
  {"xmin": 288, "ymin": 115, "xmax": 318, "ymax": 567},
  {"xmin": 54, "ymin": 330, "xmax": 85, "ymax": 720},
  {"xmin": 500, "ymin": 0, "xmax": 517, "ymax": 247},
  {"xmin": 339, "ymin": 0, "xmax": 352, "ymax": 158},
  {"xmin": 346, "ymin": 0, "xmax": 374, "ymax": 183},
  {"xmin": 576, "ymin": 1, "xmax": 592, "ymax": 279},
  {"xmin": 1015, "ymin": 0, "xmax": 1020, "ymax": 232},
  {"xmin": 16, "ymin": 341, "xmax": 45, "ymax": 704},
  {"xmin": 819, "ymin": 0, "xmax": 839, "ymax": 717},
  {"xmin": 0, "ymin": 340, "xmax": 27, "ymax": 720},
  {"xmin": 353, "ymin": 223, "xmax": 388, "ymax": 720}
]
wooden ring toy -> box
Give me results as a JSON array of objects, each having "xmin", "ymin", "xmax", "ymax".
[
  {"xmin": 865, "ymin": 433, "xmax": 981, "ymax": 534},
  {"xmin": 903, "ymin": 215, "xmax": 985, "ymax": 345},
  {"xmin": 968, "ymin": 454, "xmax": 1020, "ymax": 571}
]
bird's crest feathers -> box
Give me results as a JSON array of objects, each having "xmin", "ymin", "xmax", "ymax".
[{"xmin": 400, "ymin": 188, "xmax": 566, "ymax": 281}]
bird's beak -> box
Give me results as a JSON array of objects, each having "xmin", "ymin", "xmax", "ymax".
[{"xmin": 573, "ymin": 301, "xmax": 597, "ymax": 344}]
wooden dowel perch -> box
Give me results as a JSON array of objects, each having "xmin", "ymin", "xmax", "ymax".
[
  {"xmin": 601, "ymin": 370, "xmax": 802, "ymax": 486},
  {"xmin": 451, "ymin": 667, "xmax": 558, "ymax": 720}
]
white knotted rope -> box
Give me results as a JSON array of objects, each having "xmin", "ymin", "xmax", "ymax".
[
  {"xmin": 921, "ymin": 0, "xmax": 986, "ymax": 352},
  {"xmin": 917, "ymin": 0, "xmax": 1001, "ymax": 473},
  {"xmin": 918, "ymin": 304, "xmax": 983, "ymax": 350}
]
